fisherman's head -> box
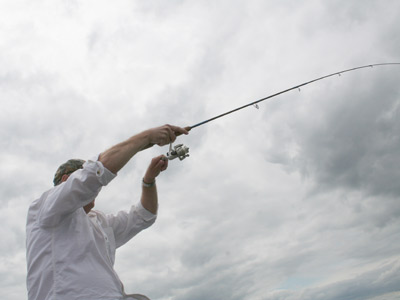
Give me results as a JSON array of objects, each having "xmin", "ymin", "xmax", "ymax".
[{"xmin": 53, "ymin": 159, "xmax": 85, "ymax": 186}]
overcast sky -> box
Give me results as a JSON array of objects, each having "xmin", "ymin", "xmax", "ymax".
[{"xmin": 1, "ymin": 0, "xmax": 400, "ymax": 299}]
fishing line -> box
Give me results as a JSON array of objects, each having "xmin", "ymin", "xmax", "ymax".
[
  {"xmin": 166, "ymin": 63, "xmax": 400, "ymax": 160},
  {"xmin": 189, "ymin": 63, "xmax": 400, "ymax": 129}
]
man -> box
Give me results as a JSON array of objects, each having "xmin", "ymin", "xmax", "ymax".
[{"xmin": 26, "ymin": 124, "xmax": 189, "ymax": 300}]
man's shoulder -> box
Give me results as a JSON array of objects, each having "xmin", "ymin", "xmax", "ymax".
[{"xmin": 28, "ymin": 187, "xmax": 55, "ymax": 212}]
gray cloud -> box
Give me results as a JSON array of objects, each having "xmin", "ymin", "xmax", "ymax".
[
  {"xmin": 267, "ymin": 259, "xmax": 400, "ymax": 300},
  {"xmin": 293, "ymin": 70, "xmax": 400, "ymax": 198}
]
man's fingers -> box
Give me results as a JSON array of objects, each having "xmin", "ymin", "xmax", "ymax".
[
  {"xmin": 151, "ymin": 125, "xmax": 189, "ymax": 147},
  {"xmin": 167, "ymin": 127, "xmax": 176, "ymax": 143},
  {"xmin": 160, "ymin": 157, "xmax": 168, "ymax": 171},
  {"xmin": 168, "ymin": 125, "xmax": 190, "ymax": 136},
  {"xmin": 150, "ymin": 155, "xmax": 160, "ymax": 164},
  {"xmin": 156, "ymin": 132, "xmax": 170, "ymax": 146},
  {"xmin": 156, "ymin": 126, "xmax": 175, "ymax": 146},
  {"xmin": 153, "ymin": 155, "xmax": 168, "ymax": 170}
]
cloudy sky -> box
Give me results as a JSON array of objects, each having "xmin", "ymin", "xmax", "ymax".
[{"xmin": 1, "ymin": 0, "xmax": 400, "ymax": 299}]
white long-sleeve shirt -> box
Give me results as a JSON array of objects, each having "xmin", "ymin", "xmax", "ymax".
[{"xmin": 26, "ymin": 158, "xmax": 156, "ymax": 300}]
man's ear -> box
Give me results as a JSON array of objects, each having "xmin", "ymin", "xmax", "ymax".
[{"xmin": 61, "ymin": 174, "xmax": 69, "ymax": 183}]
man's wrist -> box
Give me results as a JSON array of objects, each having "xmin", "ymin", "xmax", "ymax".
[
  {"xmin": 136, "ymin": 130, "xmax": 153, "ymax": 151},
  {"xmin": 142, "ymin": 177, "xmax": 156, "ymax": 188}
]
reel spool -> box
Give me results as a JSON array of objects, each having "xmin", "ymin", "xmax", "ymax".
[{"xmin": 166, "ymin": 143, "xmax": 190, "ymax": 161}]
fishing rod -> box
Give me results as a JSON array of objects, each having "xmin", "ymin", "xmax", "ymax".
[{"xmin": 166, "ymin": 62, "xmax": 400, "ymax": 160}]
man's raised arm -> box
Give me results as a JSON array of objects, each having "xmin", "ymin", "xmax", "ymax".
[{"xmin": 98, "ymin": 124, "xmax": 188, "ymax": 174}]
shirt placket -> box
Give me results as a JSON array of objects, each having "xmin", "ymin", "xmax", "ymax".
[{"xmin": 95, "ymin": 219, "xmax": 114, "ymax": 264}]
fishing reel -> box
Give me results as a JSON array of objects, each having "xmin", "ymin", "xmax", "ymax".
[{"xmin": 166, "ymin": 143, "xmax": 190, "ymax": 161}]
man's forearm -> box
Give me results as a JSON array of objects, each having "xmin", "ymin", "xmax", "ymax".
[
  {"xmin": 99, "ymin": 130, "xmax": 150, "ymax": 174},
  {"xmin": 141, "ymin": 179, "xmax": 158, "ymax": 214},
  {"xmin": 139, "ymin": 155, "xmax": 167, "ymax": 214},
  {"xmin": 98, "ymin": 125, "xmax": 188, "ymax": 174}
]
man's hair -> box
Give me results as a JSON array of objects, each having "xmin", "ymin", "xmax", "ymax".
[{"xmin": 53, "ymin": 159, "xmax": 85, "ymax": 186}]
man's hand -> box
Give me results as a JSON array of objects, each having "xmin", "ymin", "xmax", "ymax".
[
  {"xmin": 141, "ymin": 155, "xmax": 169, "ymax": 214},
  {"xmin": 143, "ymin": 155, "xmax": 169, "ymax": 183},
  {"xmin": 146, "ymin": 124, "xmax": 189, "ymax": 147}
]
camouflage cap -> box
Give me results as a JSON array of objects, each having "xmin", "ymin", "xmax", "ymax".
[{"xmin": 53, "ymin": 159, "xmax": 86, "ymax": 186}]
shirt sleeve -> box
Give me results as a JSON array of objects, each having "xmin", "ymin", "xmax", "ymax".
[
  {"xmin": 105, "ymin": 202, "xmax": 157, "ymax": 248},
  {"xmin": 38, "ymin": 157, "xmax": 116, "ymax": 227}
]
